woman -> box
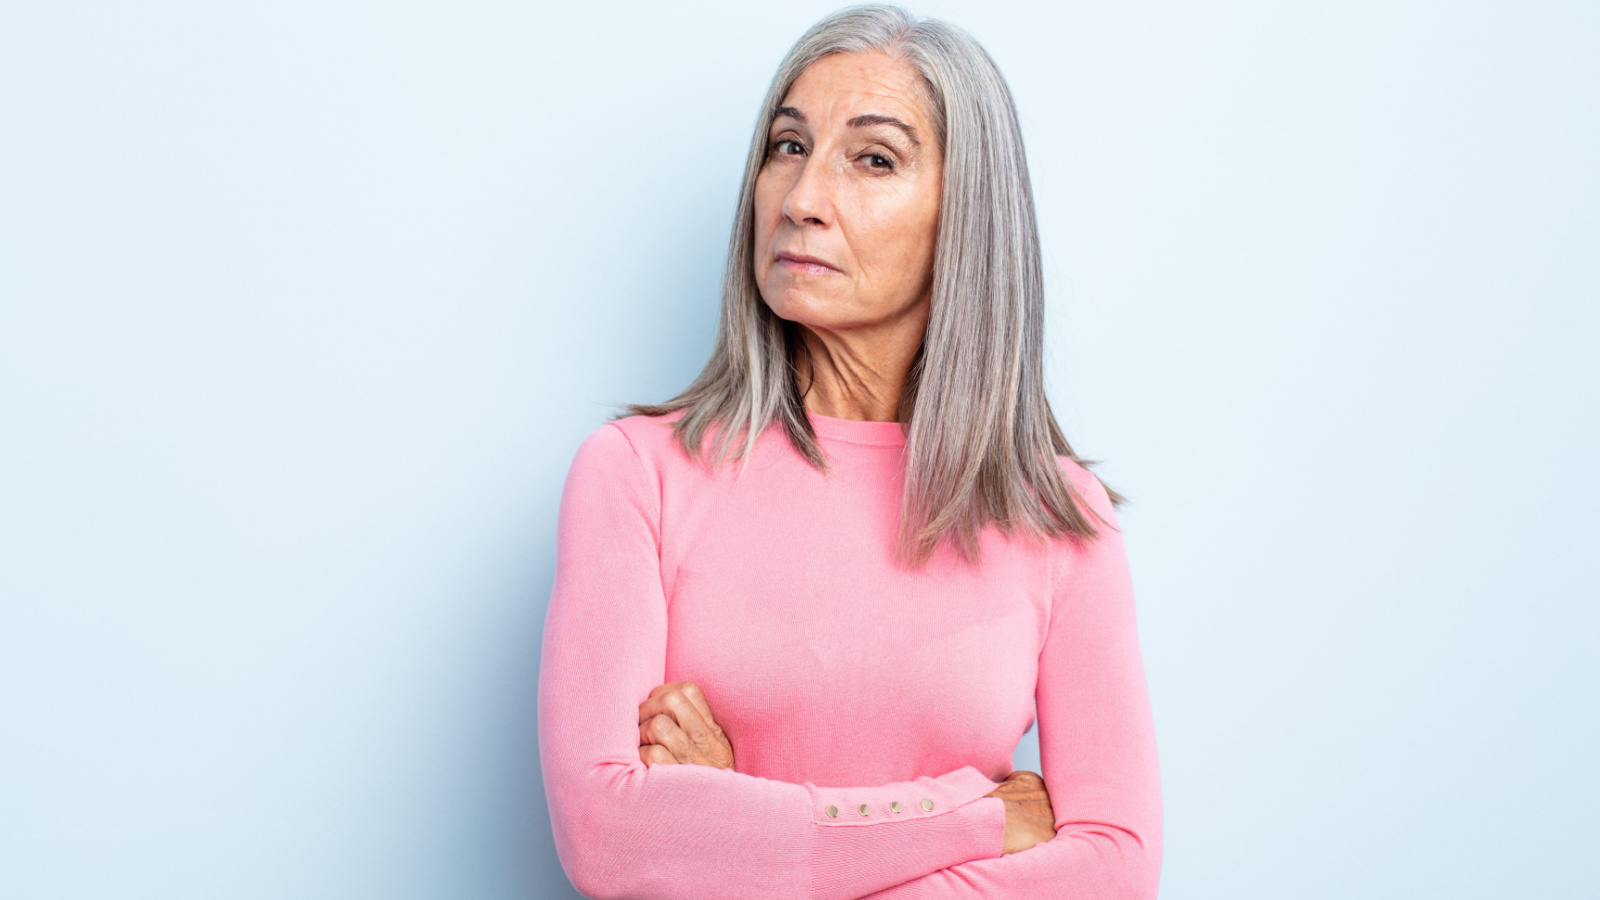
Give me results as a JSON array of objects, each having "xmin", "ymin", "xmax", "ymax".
[{"xmin": 537, "ymin": 6, "xmax": 1161, "ymax": 899}]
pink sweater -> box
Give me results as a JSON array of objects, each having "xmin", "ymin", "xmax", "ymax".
[{"xmin": 538, "ymin": 411, "xmax": 1162, "ymax": 899}]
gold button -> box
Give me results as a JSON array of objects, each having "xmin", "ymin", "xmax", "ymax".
[
  {"xmin": 825, "ymin": 805, "xmax": 838, "ymax": 818},
  {"xmin": 920, "ymin": 799, "xmax": 934, "ymax": 811},
  {"xmin": 890, "ymin": 801, "xmax": 904, "ymax": 814},
  {"xmin": 858, "ymin": 804, "xmax": 870, "ymax": 817}
]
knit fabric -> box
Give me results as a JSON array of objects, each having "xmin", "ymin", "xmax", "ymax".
[{"xmin": 538, "ymin": 411, "xmax": 1162, "ymax": 899}]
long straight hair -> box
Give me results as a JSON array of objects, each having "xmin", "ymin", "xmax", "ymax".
[{"xmin": 628, "ymin": 4, "xmax": 1122, "ymax": 564}]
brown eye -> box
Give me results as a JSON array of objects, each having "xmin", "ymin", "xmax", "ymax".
[
  {"xmin": 773, "ymin": 139, "xmax": 805, "ymax": 156},
  {"xmin": 867, "ymin": 154, "xmax": 893, "ymax": 169}
]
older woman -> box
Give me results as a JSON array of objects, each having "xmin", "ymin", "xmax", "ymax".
[{"xmin": 537, "ymin": 5, "xmax": 1161, "ymax": 899}]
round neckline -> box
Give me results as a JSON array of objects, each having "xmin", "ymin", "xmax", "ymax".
[{"xmin": 805, "ymin": 410, "xmax": 907, "ymax": 447}]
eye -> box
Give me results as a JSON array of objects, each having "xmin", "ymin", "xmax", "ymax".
[
  {"xmin": 771, "ymin": 138, "xmax": 806, "ymax": 156},
  {"xmin": 865, "ymin": 153, "xmax": 894, "ymax": 170}
]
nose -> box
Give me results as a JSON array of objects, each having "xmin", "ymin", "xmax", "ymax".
[{"xmin": 781, "ymin": 155, "xmax": 833, "ymax": 228}]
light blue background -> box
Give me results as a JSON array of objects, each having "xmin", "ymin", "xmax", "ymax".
[{"xmin": 2, "ymin": 1, "xmax": 1596, "ymax": 897}]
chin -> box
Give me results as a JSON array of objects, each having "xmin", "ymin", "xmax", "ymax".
[{"xmin": 761, "ymin": 285, "xmax": 826, "ymax": 324}]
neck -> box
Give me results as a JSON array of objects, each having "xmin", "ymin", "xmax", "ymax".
[{"xmin": 793, "ymin": 316, "xmax": 925, "ymax": 423}]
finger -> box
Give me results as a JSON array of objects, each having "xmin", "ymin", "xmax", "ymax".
[
  {"xmin": 1024, "ymin": 804, "xmax": 1059, "ymax": 837},
  {"xmin": 676, "ymin": 682, "xmax": 721, "ymax": 731},
  {"xmin": 639, "ymin": 682, "xmax": 693, "ymax": 723},
  {"xmin": 640, "ymin": 743, "xmax": 678, "ymax": 767},
  {"xmin": 1033, "ymin": 788, "xmax": 1057, "ymax": 823},
  {"xmin": 638, "ymin": 683, "xmax": 670, "ymax": 723},
  {"xmin": 1008, "ymin": 772, "xmax": 1057, "ymax": 825},
  {"xmin": 639, "ymin": 681, "xmax": 722, "ymax": 733},
  {"xmin": 996, "ymin": 771, "xmax": 1050, "ymax": 803},
  {"xmin": 640, "ymin": 684, "xmax": 718, "ymax": 744},
  {"xmin": 640, "ymin": 713, "xmax": 695, "ymax": 761},
  {"xmin": 660, "ymin": 689, "xmax": 720, "ymax": 745}
]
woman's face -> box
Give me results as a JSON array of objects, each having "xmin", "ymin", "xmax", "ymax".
[{"xmin": 753, "ymin": 51, "xmax": 943, "ymax": 340}]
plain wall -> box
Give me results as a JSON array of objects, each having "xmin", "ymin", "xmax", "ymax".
[{"xmin": 2, "ymin": 1, "xmax": 1596, "ymax": 897}]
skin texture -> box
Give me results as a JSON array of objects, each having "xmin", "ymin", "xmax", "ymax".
[
  {"xmin": 635, "ymin": 51, "xmax": 1061, "ymax": 857},
  {"xmin": 752, "ymin": 50, "xmax": 942, "ymax": 423}
]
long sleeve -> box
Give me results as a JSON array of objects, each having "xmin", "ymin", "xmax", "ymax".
[
  {"xmin": 537, "ymin": 424, "xmax": 1008, "ymax": 900},
  {"xmin": 861, "ymin": 469, "xmax": 1163, "ymax": 900}
]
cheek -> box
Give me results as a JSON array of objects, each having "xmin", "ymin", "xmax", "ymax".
[
  {"xmin": 897, "ymin": 190, "xmax": 941, "ymax": 283},
  {"xmin": 910, "ymin": 180, "xmax": 942, "ymax": 258},
  {"xmin": 841, "ymin": 200, "xmax": 935, "ymax": 312},
  {"xmin": 856, "ymin": 192, "xmax": 938, "ymax": 277},
  {"xmin": 753, "ymin": 173, "xmax": 787, "ymax": 239},
  {"xmin": 752, "ymin": 175, "xmax": 783, "ymax": 278}
]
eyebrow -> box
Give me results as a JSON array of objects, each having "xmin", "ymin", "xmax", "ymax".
[
  {"xmin": 770, "ymin": 107, "xmax": 922, "ymax": 148},
  {"xmin": 847, "ymin": 113, "xmax": 921, "ymax": 147}
]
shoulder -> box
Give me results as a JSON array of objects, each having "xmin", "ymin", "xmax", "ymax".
[
  {"xmin": 559, "ymin": 415, "xmax": 687, "ymax": 529},
  {"xmin": 1054, "ymin": 455, "xmax": 1098, "ymax": 493},
  {"xmin": 567, "ymin": 411, "xmax": 688, "ymax": 484},
  {"xmin": 1053, "ymin": 455, "xmax": 1120, "ymax": 532},
  {"xmin": 606, "ymin": 410, "xmax": 687, "ymax": 457}
]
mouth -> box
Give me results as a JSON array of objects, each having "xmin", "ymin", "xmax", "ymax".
[{"xmin": 776, "ymin": 252, "xmax": 841, "ymax": 276}]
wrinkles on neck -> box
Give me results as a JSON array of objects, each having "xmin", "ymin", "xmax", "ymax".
[{"xmin": 793, "ymin": 316, "xmax": 923, "ymax": 423}]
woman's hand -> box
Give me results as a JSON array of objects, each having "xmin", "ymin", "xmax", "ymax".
[
  {"xmin": 637, "ymin": 681, "xmax": 735, "ymax": 769},
  {"xmin": 987, "ymin": 770, "xmax": 1058, "ymax": 854}
]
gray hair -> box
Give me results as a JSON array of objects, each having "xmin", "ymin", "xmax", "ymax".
[{"xmin": 627, "ymin": 4, "xmax": 1121, "ymax": 563}]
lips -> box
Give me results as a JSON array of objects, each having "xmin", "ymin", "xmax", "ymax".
[{"xmin": 776, "ymin": 252, "xmax": 841, "ymax": 275}]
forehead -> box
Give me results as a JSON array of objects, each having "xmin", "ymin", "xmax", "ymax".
[{"xmin": 780, "ymin": 51, "xmax": 934, "ymax": 130}]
